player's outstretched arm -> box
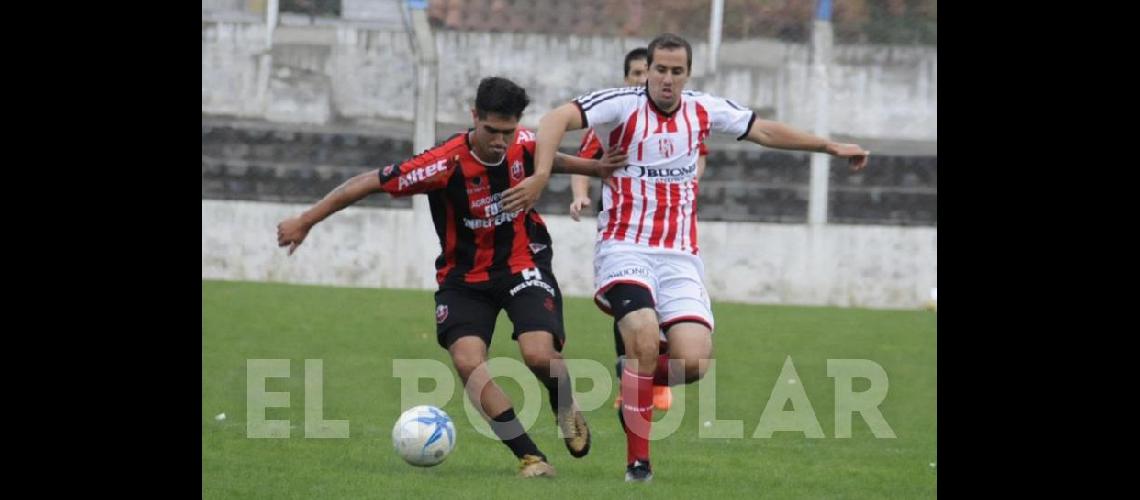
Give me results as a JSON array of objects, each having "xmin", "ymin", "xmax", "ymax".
[
  {"xmin": 276, "ymin": 169, "xmax": 383, "ymax": 255},
  {"xmin": 744, "ymin": 118, "xmax": 870, "ymax": 172},
  {"xmin": 502, "ymin": 103, "xmax": 585, "ymax": 213},
  {"xmin": 553, "ymin": 148, "xmax": 627, "ymax": 177}
]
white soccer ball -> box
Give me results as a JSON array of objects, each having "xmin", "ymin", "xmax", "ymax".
[{"xmin": 392, "ymin": 405, "xmax": 456, "ymax": 467}]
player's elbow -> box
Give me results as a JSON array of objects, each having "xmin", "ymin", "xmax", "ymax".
[
  {"xmin": 746, "ymin": 122, "xmax": 775, "ymax": 146},
  {"xmin": 351, "ymin": 170, "xmax": 385, "ymax": 197}
]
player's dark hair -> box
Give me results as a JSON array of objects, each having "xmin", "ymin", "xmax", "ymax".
[
  {"xmin": 623, "ymin": 47, "xmax": 649, "ymax": 77},
  {"xmin": 475, "ymin": 77, "xmax": 530, "ymax": 119},
  {"xmin": 647, "ymin": 33, "xmax": 692, "ymax": 73}
]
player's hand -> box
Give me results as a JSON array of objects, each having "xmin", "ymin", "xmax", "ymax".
[
  {"xmin": 826, "ymin": 143, "xmax": 870, "ymax": 172},
  {"xmin": 569, "ymin": 196, "xmax": 591, "ymax": 221},
  {"xmin": 594, "ymin": 147, "xmax": 628, "ymax": 179},
  {"xmin": 502, "ymin": 173, "xmax": 549, "ymax": 213},
  {"xmin": 276, "ymin": 216, "xmax": 312, "ymax": 256}
]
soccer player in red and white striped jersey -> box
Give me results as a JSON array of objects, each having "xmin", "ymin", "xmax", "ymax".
[
  {"xmin": 524, "ymin": 34, "xmax": 870, "ymax": 482},
  {"xmin": 570, "ymin": 47, "xmax": 707, "ymax": 223},
  {"xmin": 570, "ymin": 47, "xmax": 688, "ymax": 415}
]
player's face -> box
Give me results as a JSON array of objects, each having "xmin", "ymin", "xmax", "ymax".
[
  {"xmin": 624, "ymin": 58, "xmax": 648, "ymax": 86},
  {"xmin": 647, "ymin": 48, "xmax": 689, "ymax": 112},
  {"xmin": 470, "ymin": 110, "xmax": 518, "ymax": 161}
]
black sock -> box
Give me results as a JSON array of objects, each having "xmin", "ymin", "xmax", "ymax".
[
  {"xmin": 613, "ymin": 320, "xmax": 625, "ymax": 357},
  {"xmin": 490, "ymin": 408, "xmax": 544, "ymax": 460},
  {"xmin": 541, "ymin": 371, "xmax": 573, "ymax": 414}
]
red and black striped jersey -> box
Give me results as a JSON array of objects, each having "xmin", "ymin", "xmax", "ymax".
[{"xmin": 378, "ymin": 128, "xmax": 552, "ymax": 285}]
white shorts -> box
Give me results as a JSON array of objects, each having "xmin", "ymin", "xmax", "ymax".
[{"xmin": 593, "ymin": 241, "xmax": 714, "ymax": 333}]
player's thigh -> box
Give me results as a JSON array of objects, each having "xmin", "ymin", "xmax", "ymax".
[
  {"xmin": 664, "ymin": 321, "xmax": 713, "ymax": 362},
  {"xmin": 593, "ymin": 248, "xmax": 658, "ymax": 314},
  {"xmin": 500, "ymin": 266, "xmax": 565, "ymax": 352},
  {"xmin": 447, "ymin": 335, "xmax": 491, "ymax": 380},
  {"xmin": 656, "ymin": 253, "xmax": 715, "ymax": 333},
  {"xmin": 435, "ymin": 286, "xmax": 500, "ymax": 354}
]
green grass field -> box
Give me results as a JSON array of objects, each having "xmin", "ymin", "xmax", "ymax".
[{"xmin": 202, "ymin": 280, "xmax": 936, "ymax": 498}]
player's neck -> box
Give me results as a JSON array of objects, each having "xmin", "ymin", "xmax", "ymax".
[
  {"xmin": 649, "ymin": 96, "xmax": 681, "ymax": 116},
  {"xmin": 644, "ymin": 79, "xmax": 682, "ymax": 115},
  {"xmin": 467, "ymin": 132, "xmax": 505, "ymax": 166}
]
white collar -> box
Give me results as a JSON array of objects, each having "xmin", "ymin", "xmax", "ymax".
[{"xmin": 469, "ymin": 148, "xmax": 504, "ymax": 166}]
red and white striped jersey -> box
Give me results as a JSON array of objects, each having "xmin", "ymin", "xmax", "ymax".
[
  {"xmin": 572, "ymin": 86, "xmax": 756, "ymax": 254},
  {"xmin": 578, "ymin": 127, "xmax": 707, "ymax": 161}
]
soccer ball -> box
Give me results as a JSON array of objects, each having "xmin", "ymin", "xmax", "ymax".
[{"xmin": 392, "ymin": 405, "xmax": 456, "ymax": 467}]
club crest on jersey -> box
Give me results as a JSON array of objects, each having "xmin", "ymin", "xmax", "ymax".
[
  {"xmin": 510, "ymin": 160, "xmax": 524, "ymax": 181},
  {"xmin": 436, "ymin": 304, "xmax": 448, "ymax": 324},
  {"xmin": 467, "ymin": 176, "xmax": 489, "ymax": 195},
  {"xmin": 658, "ymin": 137, "xmax": 675, "ymax": 157}
]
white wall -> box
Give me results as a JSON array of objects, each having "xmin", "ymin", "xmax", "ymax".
[
  {"xmin": 202, "ymin": 22, "xmax": 936, "ymax": 142},
  {"xmin": 202, "ymin": 0, "xmax": 247, "ymax": 13},
  {"xmin": 203, "ymin": 200, "xmax": 936, "ymax": 309}
]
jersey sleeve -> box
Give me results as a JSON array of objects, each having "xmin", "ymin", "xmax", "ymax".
[
  {"xmin": 698, "ymin": 94, "xmax": 757, "ymax": 141},
  {"xmin": 572, "ymin": 87, "xmax": 641, "ymax": 130},
  {"xmin": 378, "ymin": 143, "xmax": 459, "ymax": 197},
  {"xmin": 514, "ymin": 128, "xmax": 538, "ymax": 176},
  {"xmin": 515, "ymin": 128, "xmax": 537, "ymax": 156}
]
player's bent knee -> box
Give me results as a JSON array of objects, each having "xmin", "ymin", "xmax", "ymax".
[
  {"xmin": 683, "ymin": 359, "xmax": 710, "ymax": 383},
  {"xmin": 520, "ymin": 348, "xmax": 556, "ymax": 370},
  {"xmin": 665, "ymin": 328, "xmax": 713, "ymax": 383},
  {"xmin": 452, "ymin": 357, "xmax": 484, "ymax": 380},
  {"xmin": 632, "ymin": 326, "xmax": 660, "ymax": 354},
  {"xmin": 622, "ymin": 327, "xmax": 662, "ymax": 369},
  {"xmin": 516, "ymin": 330, "xmax": 558, "ymax": 369},
  {"xmin": 618, "ymin": 309, "xmax": 660, "ymax": 341},
  {"xmin": 448, "ymin": 342, "xmax": 488, "ymax": 380},
  {"xmin": 452, "ymin": 360, "xmax": 482, "ymax": 381}
]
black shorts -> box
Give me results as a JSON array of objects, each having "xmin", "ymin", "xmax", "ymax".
[{"xmin": 434, "ymin": 266, "xmax": 565, "ymax": 351}]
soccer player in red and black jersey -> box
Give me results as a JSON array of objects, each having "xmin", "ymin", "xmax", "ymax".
[{"xmin": 276, "ymin": 76, "xmax": 627, "ymax": 478}]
